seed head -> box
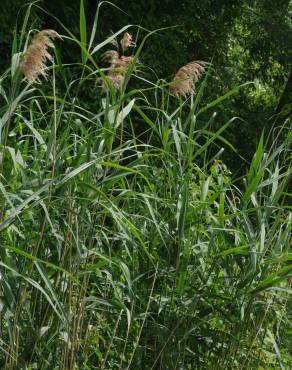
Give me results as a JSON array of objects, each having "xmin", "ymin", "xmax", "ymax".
[
  {"xmin": 102, "ymin": 72, "xmax": 124, "ymax": 93},
  {"xmin": 120, "ymin": 32, "xmax": 136, "ymax": 53},
  {"xmin": 20, "ymin": 29, "xmax": 61, "ymax": 83},
  {"xmin": 98, "ymin": 32, "xmax": 136, "ymax": 93},
  {"xmin": 99, "ymin": 56, "xmax": 134, "ymax": 93},
  {"xmin": 112, "ymin": 56, "xmax": 134, "ymax": 70},
  {"xmin": 101, "ymin": 50, "xmax": 120, "ymax": 64},
  {"xmin": 170, "ymin": 60, "xmax": 208, "ymax": 97}
]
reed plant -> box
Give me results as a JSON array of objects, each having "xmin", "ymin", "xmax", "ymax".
[{"xmin": 0, "ymin": 2, "xmax": 291, "ymax": 369}]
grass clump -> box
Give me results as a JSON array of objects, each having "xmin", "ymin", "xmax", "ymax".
[{"xmin": 0, "ymin": 2, "xmax": 291, "ymax": 369}]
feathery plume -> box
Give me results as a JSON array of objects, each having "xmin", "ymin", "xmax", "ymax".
[
  {"xmin": 98, "ymin": 32, "xmax": 136, "ymax": 93},
  {"xmin": 20, "ymin": 29, "xmax": 61, "ymax": 83},
  {"xmin": 112, "ymin": 56, "xmax": 134, "ymax": 70},
  {"xmin": 101, "ymin": 72, "xmax": 124, "ymax": 93},
  {"xmin": 169, "ymin": 60, "xmax": 207, "ymax": 97},
  {"xmin": 99, "ymin": 56, "xmax": 134, "ymax": 92},
  {"xmin": 120, "ymin": 32, "xmax": 136, "ymax": 53},
  {"xmin": 101, "ymin": 50, "xmax": 119, "ymax": 64}
]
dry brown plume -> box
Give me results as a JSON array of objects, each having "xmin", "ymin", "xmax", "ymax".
[
  {"xmin": 120, "ymin": 32, "xmax": 136, "ymax": 53},
  {"xmin": 169, "ymin": 60, "xmax": 208, "ymax": 97},
  {"xmin": 99, "ymin": 33, "xmax": 136, "ymax": 92},
  {"xmin": 112, "ymin": 56, "xmax": 134, "ymax": 70},
  {"xmin": 20, "ymin": 29, "xmax": 61, "ymax": 83},
  {"xmin": 100, "ymin": 56, "xmax": 134, "ymax": 93},
  {"xmin": 101, "ymin": 50, "xmax": 119, "ymax": 64},
  {"xmin": 101, "ymin": 73, "xmax": 124, "ymax": 93}
]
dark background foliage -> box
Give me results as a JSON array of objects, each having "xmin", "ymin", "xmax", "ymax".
[{"xmin": 0, "ymin": 0, "xmax": 291, "ymax": 170}]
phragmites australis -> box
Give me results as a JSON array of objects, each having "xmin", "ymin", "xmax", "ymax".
[
  {"xmin": 112, "ymin": 56, "xmax": 134, "ymax": 70},
  {"xmin": 101, "ymin": 50, "xmax": 119, "ymax": 64},
  {"xmin": 102, "ymin": 73, "xmax": 124, "ymax": 92},
  {"xmin": 20, "ymin": 29, "xmax": 61, "ymax": 83},
  {"xmin": 169, "ymin": 60, "xmax": 208, "ymax": 97},
  {"xmin": 100, "ymin": 56, "xmax": 134, "ymax": 93},
  {"xmin": 99, "ymin": 32, "xmax": 136, "ymax": 93},
  {"xmin": 120, "ymin": 32, "xmax": 136, "ymax": 53}
]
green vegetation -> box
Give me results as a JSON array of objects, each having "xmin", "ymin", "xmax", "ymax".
[{"xmin": 0, "ymin": 1, "xmax": 291, "ymax": 369}]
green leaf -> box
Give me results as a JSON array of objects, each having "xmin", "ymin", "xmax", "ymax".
[
  {"xmin": 115, "ymin": 99, "xmax": 136, "ymax": 128},
  {"xmin": 219, "ymin": 245, "xmax": 249, "ymax": 256},
  {"xmin": 80, "ymin": 0, "xmax": 87, "ymax": 64}
]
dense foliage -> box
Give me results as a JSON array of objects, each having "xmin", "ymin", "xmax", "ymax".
[
  {"xmin": 0, "ymin": 0, "xmax": 291, "ymax": 165},
  {"xmin": 0, "ymin": 1, "xmax": 291, "ymax": 369}
]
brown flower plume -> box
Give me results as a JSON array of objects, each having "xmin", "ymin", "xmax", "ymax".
[
  {"xmin": 20, "ymin": 29, "xmax": 61, "ymax": 83},
  {"xmin": 120, "ymin": 32, "xmax": 136, "ymax": 53},
  {"xmin": 101, "ymin": 50, "xmax": 119, "ymax": 64},
  {"xmin": 99, "ymin": 32, "xmax": 135, "ymax": 93},
  {"xmin": 169, "ymin": 60, "xmax": 208, "ymax": 97},
  {"xmin": 100, "ymin": 56, "xmax": 134, "ymax": 93}
]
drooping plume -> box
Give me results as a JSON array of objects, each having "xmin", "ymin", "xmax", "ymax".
[
  {"xmin": 20, "ymin": 29, "xmax": 61, "ymax": 83},
  {"xmin": 169, "ymin": 60, "xmax": 208, "ymax": 97}
]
